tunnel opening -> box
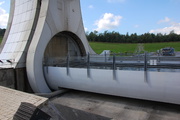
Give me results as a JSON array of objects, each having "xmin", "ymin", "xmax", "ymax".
[{"xmin": 44, "ymin": 31, "xmax": 86, "ymax": 66}]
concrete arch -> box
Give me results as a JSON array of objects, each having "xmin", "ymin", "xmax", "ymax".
[{"xmin": 26, "ymin": 0, "xmax": 94, "ymax": 93}]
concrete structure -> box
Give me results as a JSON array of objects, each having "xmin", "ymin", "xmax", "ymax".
[
  {"xmin": 26, "ymin": 0, "xmax": 95, "ymax": 93},
  {"xmin": 0, "ymin": 68, "xmax": 15, "ymax": 89},
  {"xmin": 0, "ymin": 0, "xmax": 94, "ymax": 93},
  {"xmin": 0, "ymin": 0, "xmax": 180, "ymax": 106},
  {"xmin": 0, "ymin": 86, "xmax": 47, "ymax": 120},
  {"xmin": 42, "ymin": 90, "xmax": 180, "ymax": 120},
  {"xmin": 0, "ymin": 0, "xmax": 40, "ymax": 68}
]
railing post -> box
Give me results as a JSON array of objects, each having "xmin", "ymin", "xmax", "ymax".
[
  {"xmin": 157, "ymin": 52, "xmax": 160, "ymax": 62},
  {"xmin": 105, "ymin": 51, "xmax": 107, "ymax": 63},
  {"xmin": 138, "ymin": 53, "xmax": 140, "ymax": 62},
  {"xmin": 66, "ymin": 54, "xmax": 70, "ymax": 76},
  {"xmin": 113, "ymin": 53, "xmax": 116, "ymax": 70},
  {"xmin": 87, "ymin": 53, "xmax": 90, "ymax": 78},
  {"xmin": 113, "ymin": 53, "xmax": 117, "ymax": 80},
  {"xmin": 144, "ymin": 52, "xmax": 147, "ymax": 71},
  {"xmin": 144, "ymin": 52, "xmax": 148, "ymax": 82},
  {"xmin": 119, "ymin": 52, "xmax": 122, "ymax": 62}
]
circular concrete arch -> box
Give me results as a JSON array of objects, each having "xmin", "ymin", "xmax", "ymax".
[
  {"xmin": 26, "ymin": 0, "xmax": 93, "ymax": 93},
  {"xmin": 43, "ymin": 31, "xmax": 87, "ymax": 90},
  {"xmin": 27, "ymin": 31, "xmax": 87, "ymax": 93}
]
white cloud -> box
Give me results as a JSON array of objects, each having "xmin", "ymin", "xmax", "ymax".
[
  {"xmin": 107, "ymin": 0, "xmax": 125, "ymax": 3},
  {"xmin": 94, "ymin": 13, "xmax": 122, "ymax": 31},
  {"xmin": 134, "ymin": 25, "xmax": 139, "ymax": 28},
  {"xmin": 150, "ymin": 22, "xmax": 180, "ymax": 34},
  {"xmin": 88, "ymin": 5, "xmax": 94, "ymax": 9},
  {"xmin": 0, "ymin": 1, "xmax": 8, "ymax": 28},
  {"xmin": 158, "ymin": 17, "xmax": 171, "ymax": 24},
  {"xmin": 84, "ymin": 27, "xmax": 88, "ymax": 32},
  {"xmin": 150, "ymin": 17, "xmax": 180, "ymax": 34},
  {"xmin": 0, "ymin": 1, "xmax": 5, "ymax": 5}
]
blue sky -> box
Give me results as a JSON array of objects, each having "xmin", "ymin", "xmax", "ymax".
[{"xmin": 0, "ymin": 0, "xmax": 180, "ymax": 35}]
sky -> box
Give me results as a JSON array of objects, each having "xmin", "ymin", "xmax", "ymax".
[{"xmin": 0, "ymin": 0, "xmax": 180, "ymax": 35}]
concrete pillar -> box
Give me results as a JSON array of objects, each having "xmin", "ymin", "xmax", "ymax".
[{"xmin": 15, "ymin": 68, "xmax": 33, "ymax": 93}]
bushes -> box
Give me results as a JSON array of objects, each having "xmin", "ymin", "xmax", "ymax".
[{"xmin": 86, "ymin": 30, "xmax": 180, "ymax": 43}]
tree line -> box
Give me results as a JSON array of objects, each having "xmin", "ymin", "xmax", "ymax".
[
  {"xmin": 86, "ymin": 30, "xmax": 180, "ymax": 43},
  {"xmin": 1, "ymin": 28, "xmax": 180, "ymax": 43}
]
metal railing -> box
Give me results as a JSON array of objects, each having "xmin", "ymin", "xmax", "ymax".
[
  {"xmin": 43, "ymin": 53, "xmax": 180, "ymax": 69},
  {"xmin": 43, "ymin": 53, "xmax": 180, "ymax": 81}
]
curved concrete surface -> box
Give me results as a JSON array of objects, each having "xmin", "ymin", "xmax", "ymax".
[
  {"xmin": 0, "ymin": 0, "xmax": 40, "ymax": 68},
  {"xmin": 1, "ymin": 0, "xmax": 180, "ymax": 106},
  {"xmin": 26, "ymin": 0, "xmax": 94, "ymax": 93},
  {"xmin": 0, "ymin": 0, "xmax": 15, "ymax": 53}
]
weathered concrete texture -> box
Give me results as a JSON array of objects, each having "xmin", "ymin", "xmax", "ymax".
[
  {"xmin": 15, "ymin": 67, "xmax": 33, "ymax": 92},
  {"xmin": 0, "ymin": 86, "xmax": 47, "ymax": 120},
  {"xmin": 0, "ymin": 68, "xmax": 15, "ymax": 89},
  {"xmin": 42, "ymin": 102, "xmax": 111, "ymax": 120},
  {"xmin": 0, "ymin": 0, "xmax": 41, "ymax": 68},
  {"xmin": 0, "ymin": 68, "xmax": 33, "ymax": 92},
  {"xmin": 48, "ymin": 91, "xmax": 180, "ymax": 120}
]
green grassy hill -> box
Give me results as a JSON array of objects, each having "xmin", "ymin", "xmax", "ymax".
[
  {"xmin": 89, "ymin": 42, "xmax": 180, "ymax": 54},
  {"xmin": 0, "ymin": 36, "xmax": 179, "ymax": 54}
]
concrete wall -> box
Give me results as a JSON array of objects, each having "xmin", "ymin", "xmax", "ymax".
[
  {"xmin": 15, "ymin": 68, "xmax": 33, "ymax": 92},
  {"xmin": 0, "ymin": 68, "xmax": 33, "ymax": 92},
  {"xmin": 0, "ymin": 68, "xmax": 15, "ymax": 89}
]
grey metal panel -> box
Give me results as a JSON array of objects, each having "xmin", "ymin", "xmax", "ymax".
[{"xmin": 45, "ymin": 67, "xmax": 180, "ymax": 105}]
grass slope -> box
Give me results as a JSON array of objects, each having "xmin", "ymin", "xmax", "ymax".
[
  {"xmin": 0, "ymin": 37, "xmax": 179, "ymax": 54},
  {"xmin": 0, "ymin": 36, "xmax": 2, "ymax": 43},
  {"xmin": 89, "ymin": 42, "xmax": 180, "ymax": 54}
]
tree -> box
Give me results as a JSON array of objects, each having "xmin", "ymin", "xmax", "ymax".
[{"xmin": 86, "ymin": 30, "xmax": 180, "ymax": 43}]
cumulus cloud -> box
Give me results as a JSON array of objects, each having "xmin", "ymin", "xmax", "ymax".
[
  {"xmin": 150, "ymin": 17, "xmax": 180, "ymax": 34},
  {"xmin": 88, "ymin": 5, "xmax": 94, "ymax": 9},
  {"xmin": 94, "ymin": 13, "xmax": 122, "ymax": 31},
  {"xmin": 107, "ymin": 0, "xmax": 126, "ymax": 3},
  {"xmin": 0, "ymin": 1, "xmax": 9, "ymax": 28},
  {"xmin": 0, "ymin": 1, "xmax": 5, "ymax": 5},
  {"xmin": 158, "ymin": 17, "xmax": 171, "ymax": 24},
  {"xmin": 150, "ymin": 22, "xmax": 180, "ymax": 34}
]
